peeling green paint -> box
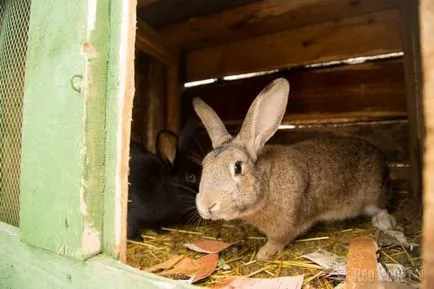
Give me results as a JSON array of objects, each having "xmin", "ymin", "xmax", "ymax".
[{"xmin": 19, "ymin": 0, "xmax": 109, "ymax": 260}]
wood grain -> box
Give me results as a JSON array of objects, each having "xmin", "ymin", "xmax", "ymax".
[
  {"xmin": 0, "ymin": 223, "xmax": 196, "ymax": 289},
  {"xmin": 135, "ymin": 20, "xmax": 178, "ymax": 65},
  {"xmin": 400, "ymin": 0, "xmax": 424, "ymax": 216},
  {"xmin": 186, "ymin": 9, "xmax": 403, "ymax": 81},
  {"xmin": 19, "ymin": 0, "xmax": 109, "ymax": 260},
  {"xmin": 159, "ymin": 0, "xmax": 400, "ymax": 50},
  {"xmin": 182, "ymin": 60, "xmax": 407, "ymax": 125},
  {"xmin": 190, "ymin": 120, "xmax": 409, "ymax": 164},
  {"xmin": 103, "ymin": 0, "xmax": 137, "ymax": 262},
  {"xmin": 137, "ymin": 0, "xmax": 260, "ymax": 28},
  {"xmin": 421, "ymin": 0, "xmax": 434, "ymax": 287}
]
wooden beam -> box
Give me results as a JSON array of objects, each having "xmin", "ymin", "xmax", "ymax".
[
  {"xmin": 0, "ymin": 223, "xmax": 196, "ymax": 289},
  {"xmin": 166, "ymin": 63, "xmax": 181, "ymax": 135},
  {"xmin": 159, "ymin": 0, "xmax": 400, "ymax": 50},
  {"xmin": 19, "ymin": 0, "xmax": 109, "ymax": 260},
  {"xmin": 137, "ymin": 0, "xmax": 159, "ymax": 8},
  {"xmin": 400, "ymin": 0, "xmax": 424, "ymax": 217},
  {"xmin": 135, "ymin": 19, "xmax": 178, "ymax": 65},
  {"xmin": 137, "ymin": 0, "xmax": 260, "ymax": 28},
  {"xmin": 103, "ymin": 0, "xmax": 137, "ymax": 262},
  {"xmin": 186, "ymin": 9, "xmax": 403, "ymax": 81},
  {"xmin": 421, "ymin": 0, "xmax": 434, "ymax": 287},
  {"xmin": 191, "ymin": 120, "xmax": 409, "ymax": 164},
  {"xmin": 182, "ymin": 60, "xmax": 407, "ymax": 124}
]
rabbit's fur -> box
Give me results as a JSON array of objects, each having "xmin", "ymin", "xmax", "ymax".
[
  {"xmin": 192, "ymin": 78, "xmax": 396, "ymax": 259},
  {"xmin": 127, "ymin": 118, "xmax": 202, "ymax": 239}
]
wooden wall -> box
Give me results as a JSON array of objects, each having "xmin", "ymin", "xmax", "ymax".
[
  {"xmin": 134, "ymin": 0, "xmax": 418, "ymax": 189},
  {"xmin": 143, "ymin": 0, "xmax": 412, "ymax": 190}
]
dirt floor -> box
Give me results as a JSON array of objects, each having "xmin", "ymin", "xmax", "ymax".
[{"xmin": 126, "ymin": 189, "xmax": 422, "ymax": 288}]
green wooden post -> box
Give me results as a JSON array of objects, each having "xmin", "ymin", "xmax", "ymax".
[
  {"xmin": 1, "ymin": 0, "xmax": 198, "ymax": 287},
  {"xmin": 19, "ymin": 0, "xmax": 108, "ymax": 260}
]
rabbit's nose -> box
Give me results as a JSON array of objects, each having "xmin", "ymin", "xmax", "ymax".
[{"xmin": 208, "ymin": 202, "xmax": 220, "ymax": 215}]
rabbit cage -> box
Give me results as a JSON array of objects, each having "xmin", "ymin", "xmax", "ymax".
[
  {"xmin": 126, "ymin": 0, "xmax": 427, "ymax": 288},
  {"xmin": 0, "ymin": 0, "xmax": 432, "ymax": 289}
]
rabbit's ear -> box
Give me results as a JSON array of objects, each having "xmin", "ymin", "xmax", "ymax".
[
  {"xmin": 193, "ymin": 97, "xmax": 231, "ymax": 148},
  {"xmin": 156, "ymin": 130, "xmax": 178, "ymax": 166},
  {"xmin": 178, "ymin": 116, "xmax": 198, "ymax": 154},
  {"xmin": 238, "ymin": 78, "xmax": 290, "ymax": 160}
]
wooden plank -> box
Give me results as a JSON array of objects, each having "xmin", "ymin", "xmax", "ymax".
[
  {"xmin": 137, "ymin": 0, "xmax": 260, "ymax": 28},
  {"xmin": 186, "ymin": 9, "xmax": 403, "ymax": 81},
  {"xmin": 19, "ymin": 0, "xmax": 109, "ymax": 260},
  {"xmin": 143, "ymin": 59, "xmax": 167, "ymax": 152},
  {"xmin": 0, "ymin": 223, "xmax": 196, "ymax": 289},
  {"xmin": 421, "ymin": 0, "xmax": 434, "ymax": 287},
  {"xmin": 137, "ymin": 0, "xmax": 159, "ymax": 7},
  {"xmin": 159, "ymin": 0, "xmax": 400, "ymax": 50},
  {"xmin": 166, "ymin": 63, "xmax": 181, "ymax": 135},
  {"xmin": 182, "ymin": 60, "xmax": 407, "ymax": 124},
  {"xmin": 400, "ymin": 0, "xmax": 424, "ymax": 217},
  {"xmin": 130, "ymin": 53, "xmax": 148, "ymax": 144},
  {"xmin": 103, "ymin": 0, "xmax": 137, "ymax": 262},
  {"xmin": 190, "ymin": 120, "xmax": 410, "ymax": 163},
  {"xmin": 135, "ymin": 20, "xmax": 178, "ymax": 65}
]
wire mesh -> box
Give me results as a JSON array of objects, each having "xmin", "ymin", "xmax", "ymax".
[{"xmin": 0, "ymin": 0, "xmax": 32, "ymax": 227}]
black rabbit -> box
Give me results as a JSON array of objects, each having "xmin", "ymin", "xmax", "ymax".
[{"xmin": 127, "ymin": 118, "xmax": 202, "ymax": 239}]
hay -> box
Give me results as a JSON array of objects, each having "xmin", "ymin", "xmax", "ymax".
[{"xmin": 126, "ymin": 190, "xmax": 422, "ymax": 288}]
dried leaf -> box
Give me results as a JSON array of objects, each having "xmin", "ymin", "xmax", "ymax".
[
  {"xmin": 184, "ymin": 239, "xmax": 234, "ymax": 254},
  {"xmin": 159, "ymin": 253, "xmax": 219, "ymax": 283},
  {"xmin": 302, "ymin": 249, "xmax": 346, "ymax": 276},
  {"xmin": 346, "ymin": 237, "xmax": 379, "ymax": 287},
  {"xmin": 209, "ymin": 275, "xmax": 304, "ymax": 289},
  {"xmin": 143, "ymin": 255, "xmax": 184, "ymax": 273}
]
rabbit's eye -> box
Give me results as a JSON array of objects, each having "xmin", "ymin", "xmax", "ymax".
[
  {"xmin": 234, "ymin": 161, "xmax": 242, "ymax": 175},
  {"xmin": 186, "ymin": 174, "xmax": 197, "ymax": 183}
]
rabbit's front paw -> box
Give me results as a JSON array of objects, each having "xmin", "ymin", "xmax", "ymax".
[{"xmin": 257, "ymin": 242, "xmax": 284, "ymax": 260}]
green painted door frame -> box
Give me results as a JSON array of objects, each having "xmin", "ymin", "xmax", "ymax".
[{"xmin": 0, "ymin": 0, "xmax": 195, "ymax": 287}]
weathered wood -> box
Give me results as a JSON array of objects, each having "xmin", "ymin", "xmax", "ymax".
[
  {"xmin": 103, "ymin": 0, "xmax": 137, "ymax": 262},
  {"xmin": 190, "ymin": 120, "xmax": 410, "ymax": 164},
  {"xmin": 420, "ymin": 0, "xmax": 434, "ymax": 287},
  {"xmin": 159, "ymin": 0, "xmax": 400, "ymax": 50},
  {"xmin": 166, "ymin": 63, "xmax": 181, "ymax": 135},
  {"xmin": 137, "ymin": 0, "xmax": 159, "ymax": 7},
  {"xmin": 130, "ymin": 53, "xmax": 148, "ymax": 144},
  {"xmin": 183, "ymin": 60, "xmax": 407, "ymax": 124},
  {"xmin": 143, "ymin": 58, "xmax": 167, "ymax": 153},
  {"xmin": 135, "ymin": 20, "xmax": 178, "ymax": 65},
  {"xmin": 186, "ymin": 9, "xmax": 403, "ymax": 81},
  {"xmin": 19, "ymin": 0, "xmax": 109, "ymax": 260},
  {"xmin": 0, "ymin": 223, "xmax": 196, "ymax": 289},
  {"xmin": 137, "ymin": 0, "xmax": 260, "ymax": 28},
  {"xmin": 400, "ymin": 0, "xmax": 424, "ymax": 216}
]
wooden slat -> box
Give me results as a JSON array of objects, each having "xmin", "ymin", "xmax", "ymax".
[
  {"xmin": 400, "ymin": 0, "xmax": 424, "ymax": 216},
  {"xmin": 182, "ymin": 60, "xmax": 407, "ymax": 124},
  {"xmin": 0, "ymin": 223, "xmax": 196, "ymax": 289},
  {"xmin": 166, "ymin": 63, "xmax": 181, "ymax": 135},
  {"xmin": 137, "ymin": 0, "xmax": 159, "ymax": 7},
  {"xmin": 103, "ymin": 0, "xmax": 137, "ymax": 262},
  {"xmin": 159, "ymin": 0, "xmax": 400, "ymax": 50},
  {"xmin": 421, "ymin": 0, "xmax": 434, "ymax": 287},
  {"xmin": 190, "ymin": 120, "xmax": 409, "ymax": 163},
  {"xmin": 19, "ymin": 0, "xmax": 109, "ymax": 260},
  {"xmin": 135, "ymin": 20, "xmax": 178, "ymax": 65},
  {"xmin": 137, "ymin": 0, "xmax": 260, "ymax": 28},
  {"xmin": 186, "ymin": 9, "xmax": 403, "ymax": 81}
]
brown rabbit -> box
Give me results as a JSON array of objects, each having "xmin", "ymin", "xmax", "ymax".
[{"xmin": 192, "ymin": 78, "xmax": 396, "ymax": 260}]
